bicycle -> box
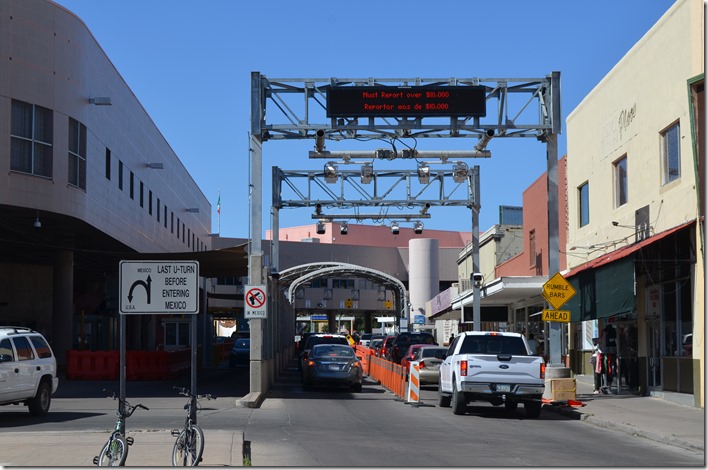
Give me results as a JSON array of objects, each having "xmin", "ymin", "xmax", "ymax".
[
  {"xmin": 93, "ymin": 389, "xmax": 149, "ymax": 466},
  {"xmin": 171, "ymin": 386, "xmax": 216, "ymax": 466}
]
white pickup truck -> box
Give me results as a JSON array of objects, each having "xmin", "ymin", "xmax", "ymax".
[{"xmin": 438, "ymin": 331, "xmax": 546, "ymax": 418}]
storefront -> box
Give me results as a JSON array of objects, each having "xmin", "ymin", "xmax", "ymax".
[{"xmin": 565, "ymin": 222, "xmax": 696, "ymax": 398}]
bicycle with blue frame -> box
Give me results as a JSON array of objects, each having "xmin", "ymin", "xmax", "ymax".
[
  {"xmin": 171, "ymin": 386, "xmax": 216, "ymax": 466},
  {"xmin": 93, "ymin": 389, "xmax": 149, "ymax": 466}
]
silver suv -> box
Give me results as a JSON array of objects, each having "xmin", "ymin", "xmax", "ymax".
[{"xmin": 0, "ymin": 327, "xmax": 59, "ymax": 415}]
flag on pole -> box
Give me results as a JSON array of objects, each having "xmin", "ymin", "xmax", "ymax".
[{"xmin": 217, "ymin": 192, "xmax": 221, "ymax": 215}]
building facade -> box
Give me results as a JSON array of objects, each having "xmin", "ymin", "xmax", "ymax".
[
  {"xmin": 565, "ymin": 0, "xmax": 704, "ymax": 407},
  {"xmin": 0, "ymin": 0, "xmax": 212, "ymax": 366}
]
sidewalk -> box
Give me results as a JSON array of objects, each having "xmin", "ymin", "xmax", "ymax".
[{"xmin": 543, "ymin": 374, "xmax": 704, "ymax": 453}]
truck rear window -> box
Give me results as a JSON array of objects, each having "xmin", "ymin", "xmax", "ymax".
[{"xmin": 459, "ymin": 336, "xmax": 528, "ymax": 356}]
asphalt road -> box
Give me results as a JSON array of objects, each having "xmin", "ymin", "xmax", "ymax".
[{"xmin": 0, "ymin": 365, "xmax": 703, "ymax": 467}]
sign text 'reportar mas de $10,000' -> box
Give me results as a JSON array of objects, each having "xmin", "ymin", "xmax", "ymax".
[{"xmin": 326, "ymin": 85, "xmax": 487, "ymax": 118}]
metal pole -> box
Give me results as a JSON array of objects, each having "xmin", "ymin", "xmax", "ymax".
[
  {"xmin": 191, "ymin": 312, "xmax": 197, "ymax": 395},
  {"xmin": 119, "ymin": 313, "xmax": 125, "ymax": 413},
  {"xmin": 471, "ymin": 166, "xmax": 481, "ymax": 331}
]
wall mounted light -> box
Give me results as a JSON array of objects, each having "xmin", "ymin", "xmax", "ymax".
[
  {"xmin": 361, "ymin": 164, "xmax": 374, "ymax": 184},
  {"xmin": 452, "ymin": 162, "xmax": 469, "ymax": 183},
  {"xmin": 33, "ymin": 211, "xmax": 41, "ymax": 229},
  {"xmin": 89, "ymin": 97, "xmax": 112, "ymax": 106},
  {"xmin": 390, "ymin": 222, "xmax": 399, "ymax": 235},
  {"xmin": 413, "ymin": 221, "xmax": 424, "ymax": 234},
  {"xmin": 417, "ymin": 164, "xmax": 430, "ymax": 184},
  {"xmin": 340, "ymin": 221, "xmax": 348, "ymax": 235},
  {"xmin": 146, "ymin": 163, "xmax": 164, "ymax": 169},
  {"xmin": 324, "ymin": 162, "xmax": 338, "ymax": 184},
  {"xmin": 316, "ymin": 220, "xmax": 326, "ymax": 235}
]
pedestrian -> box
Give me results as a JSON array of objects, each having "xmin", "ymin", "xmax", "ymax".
[
  {"xmin": 601, "ymin": 324, "xmax": 617, "ymax": 393},
  {"xmin": 591, "ymin": 338, "xmax": 602, "ymax": 394},
  {"xmin": 448, "ymin": 333, "xmax": 455, "ymax": 346},
  {"xmin": 527, "ymin": 334, "xmax": 539, "ymax": 355}
]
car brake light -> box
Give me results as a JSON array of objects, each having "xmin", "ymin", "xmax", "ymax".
[
  {"xmin": 306, "ymin": 360, "xmax": 315, "ymax": 367},
  {"xmin": 540, "ymin": 362, "xmax": 546, "ymax": 379},
  {"xmin": 418, "ymin": 360, "xmax": 425, "ymax": 368},
  {"xmin": 460, "ymin": 360, "xmax": 468, "ymax": 377}
]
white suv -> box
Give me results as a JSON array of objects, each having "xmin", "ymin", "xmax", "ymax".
[{"xmin": 0, "ymin": 327, "xmax": 59, "ymax": 415}]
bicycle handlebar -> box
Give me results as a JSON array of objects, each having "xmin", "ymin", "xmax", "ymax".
[
  {"xmin": 102, "ymin": 389, "xmax": 148, "ymax": 416},
  {"xmin": 173, "ymin": 386, "xmax": 216, "ymax": 400}
]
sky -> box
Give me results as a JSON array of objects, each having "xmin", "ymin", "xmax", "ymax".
[{"xmin": 52, "ymin": 0, "xmax": 678, "ymax": 239}]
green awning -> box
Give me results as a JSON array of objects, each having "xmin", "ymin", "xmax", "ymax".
[{"xmin": 567, "ymin": 256, "xmax": 635, "ymax": 322}]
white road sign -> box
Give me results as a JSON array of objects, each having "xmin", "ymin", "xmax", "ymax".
[
  {"xmin": 119, "ymin": 260, "xmax": 199, "ymax": 314},
  {"xmin": 245, "ymin": 285, "xmax": 267, "ymax": 319}
]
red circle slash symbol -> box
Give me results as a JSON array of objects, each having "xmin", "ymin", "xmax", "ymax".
[{"xmin": 246, "ymin": 288, "xmax": 266, "ymax": 308}]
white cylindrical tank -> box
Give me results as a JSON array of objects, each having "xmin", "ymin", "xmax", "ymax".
[{"xmin": 408, "ymin": 239, "xmax": 439, "ymax": 327}]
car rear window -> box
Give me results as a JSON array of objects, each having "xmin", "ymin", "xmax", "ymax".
[
  {"xmin": 421, "ymin": 348, "xmax": 446, "ymax": 359},
  {"xmin": 459, "ymin": 336, "xmax": 528, "ymax": 356},
  {"xmin": 29, "ymin": 335, "xmax": 53, "ymax": 359},
  {"xmin": 12, "ymin": 336, "xmax": 35, "ymax": 361},
  {"xmin": 313, "ymin": 344, "xmax": 355, "ymax": 358},
  {"xmin": 306, "ymin": 336, "xmax": 349, "ymax": 349}
]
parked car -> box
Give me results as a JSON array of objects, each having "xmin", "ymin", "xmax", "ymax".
[
  {"xmin": 379, "ymin": 335, "xmax": 398, "ymax": 361},
  {"xmin": 389, "ymin": 331, "xmax": 436, "ymax": 364},
  {"xmin": 299, "ymin": 334, "xmax": 350, "ymax": 372},
  {"xmin": 302, "ymin": 343, "xmax": 363, "ymax": 392},
  {"xmin": 229, "ymin": 338, "xmax": 250, "ymax": 367},
  {"xmin": 0, "ymin": 326, "xmax": 59, "ymax": 415},
  {"xmin": 409, "ymin": 346, "xmax": 447, "ymax": 385}
]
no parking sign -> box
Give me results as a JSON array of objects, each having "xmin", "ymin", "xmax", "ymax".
[{"xmin": 245, "ymin": 285, "xmax": 267, "ymax": 319}]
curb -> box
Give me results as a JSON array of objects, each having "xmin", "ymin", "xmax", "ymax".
[
  {"xmin": 237, "ymin": 392, "xmax": 265, "ymax": 408},
  {"xmin": 543, "ymin": 404, "xmax": 704, "ymax": 453}
]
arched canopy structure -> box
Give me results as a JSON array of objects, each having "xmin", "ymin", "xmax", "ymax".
[{"xmin": 280, "ymin": 262, "xmax": 408, "ymax": 320}]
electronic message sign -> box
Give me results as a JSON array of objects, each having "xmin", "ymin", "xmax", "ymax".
[{"xmin": 326, "ymin": 85, "xmax": 486, "ymax": 118}]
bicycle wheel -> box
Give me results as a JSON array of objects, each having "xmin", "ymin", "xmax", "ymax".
[
  {"xmin": 97, "ymin": 434, "xmax": 128, "ymax": 466},
  {"xmin": 172, "ymin": 425, "xmax": 205, "ymax": 466}
]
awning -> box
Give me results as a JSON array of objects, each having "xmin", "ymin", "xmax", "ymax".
[
  {"xmin": 565, "ymin": 221, "xmax": 695, "ymax": 322},
  {"xmin": 564, "ymin": 221, "xmax": 694, "ymax": 278}
]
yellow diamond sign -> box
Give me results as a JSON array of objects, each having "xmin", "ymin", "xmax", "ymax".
[{"xmin": 542, "ymin": 272, "xmax": 576, "ymax": 310}]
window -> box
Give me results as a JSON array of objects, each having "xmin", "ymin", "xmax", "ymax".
[
  {"xmin": 118, "ymin": 160, "xmax": 124, "ymax": 190},
  {"xmin": 529, "ymin": 230, "xmax": 536, "ymax": 267},
  {"xmin": 13, "ymin": 337, "xmax": 34, "ymax": 361},
  {"xmin": 130, "ymin": 172, "xmax": 135, "ymax": 199},
  {"xmin": 164, "ymin": 205, "xmax": 168, "ymax": 228},
  {"xmin": 148, "ymin": 190, "xmax": 153, "ymax": 215},
  {"xmin": 156, "ymin": 197, "xmax": 160, "ymax": 221},
  {"xmin": 105, "ymin": 148, "xmax": 111, "ymax": 180},
  {"xmin": 11, "ymin": 99, "xmax": 53, "ymax": 177},
  {"xmin": 171, "ymin": 212, "xmax": 174, "ymax": 233},
  {"xmin": 163, "ymin": 321, "xmax": 190, "ymax": 350},
  {"xmin": 68, "ymin": 117, "xmax": 87, "ymax": 190},
  {"xmin": 139, "ymin": 181, "xmax": 144, "ymax": 208},
  {"xmin": 0, "ymin": 338, "xmax": 14, "ymax": 359},
  {"xmin": 578, "ymin": 182, "xmax": 589, "ymax": 227},
  {"xmin": 614, "ymin": 156, "xmax": 628, "ymax": 207},
  {"xmin": 661, "ymin": 122, "xmax": 681, "ymax": 184},
  {"xmin": 29, "ymin": 336, "xmax": 52, "ymax": 359}
]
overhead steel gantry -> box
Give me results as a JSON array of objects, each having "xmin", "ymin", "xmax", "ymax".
[{"xmin": 247, "ymin": 72, "xmax": 562, "ymax": 397}]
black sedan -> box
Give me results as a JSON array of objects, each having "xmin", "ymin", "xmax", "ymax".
[{"xmin": 302, "ymin": 344, "xmax": 363, "ymax": 392}]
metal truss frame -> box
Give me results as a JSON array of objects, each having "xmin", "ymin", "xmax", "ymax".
[
  {"xmin": 251, "ymin": 73, "xmax": 561, "ymax": 142},
  {"xmin": 272, "ymin": 167, "xmax": 480, "ymax": 215}
]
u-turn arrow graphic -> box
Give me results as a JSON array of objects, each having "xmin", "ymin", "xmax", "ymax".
[{"xmin": 127, "ymin": 275, "xmax": 152, "ymax": 304}]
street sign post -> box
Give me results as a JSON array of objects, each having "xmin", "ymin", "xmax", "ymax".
[
  {"xmin": 119, "ymin": 260, "xmax": 199, "ymax": 314},
  {"xmin": 245, "ymin": 285, "xmax": 268, "ymax": 319},
  {"xmin": 542, "ymin": 272, "xmax": 576, "ymax": 310}
]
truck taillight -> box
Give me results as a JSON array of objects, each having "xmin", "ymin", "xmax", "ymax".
[
  {"xmin": 459, "ymin": 360, "xmax": 468, "ymax": 377},
  {"xmin": 540, "ymin": 362, "xmax": 546, "ymax": 379}
]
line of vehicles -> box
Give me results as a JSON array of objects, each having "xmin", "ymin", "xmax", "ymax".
[{"xmin": 293, "ymin": 330, "xmax": 547, "ymax": 419}]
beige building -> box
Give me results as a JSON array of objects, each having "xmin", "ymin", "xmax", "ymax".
[{"xmin": 565, "ymin": 0, "xmax": 704, "ymax": 407}]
